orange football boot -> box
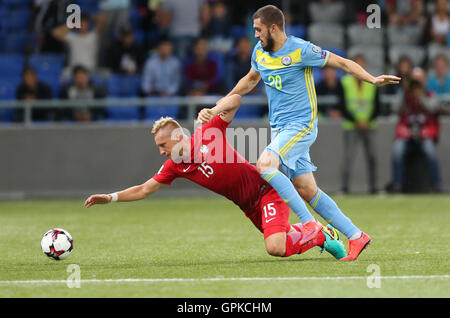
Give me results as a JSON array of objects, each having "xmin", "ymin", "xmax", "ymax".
[
  {"xmin": 299, "ymin": 219, "xmax": 322, "ymax": 246},
  {"xmin": 340, "ymin": 232, "xmax": 371, "ymax": 261}
]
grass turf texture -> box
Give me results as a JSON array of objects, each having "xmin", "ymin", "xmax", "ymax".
[{"xmin": 0, "ymin": 195, "xmax": 449, "ymax": 298}]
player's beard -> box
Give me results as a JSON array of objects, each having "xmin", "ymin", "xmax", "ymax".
[{"xmin": 262, "ymin": 32, "xmax": 275, "ymax": 52}]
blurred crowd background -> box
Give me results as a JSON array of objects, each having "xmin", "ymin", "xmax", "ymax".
[
  {"xmin": 0, "ymin": 0, "xmax": 448, "ymax": 121},
  {"xmin": 0, "ymin": 0, "xmax": 449, "ymax": 194}
]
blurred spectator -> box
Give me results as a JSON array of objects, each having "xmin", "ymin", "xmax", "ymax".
[
  {"xmin": 225, "ymin": 37, "xmax": 252, "ymax": 91},
  {"xmin": 340, "ymin": 55, "xmax": 380, "ymax": 194},
  {"xmin": 387, "ymin": 0, "xmax": 426, "ymax": 26},
  {"xmin": 429, "ymin": 0, "xmax": 449, "ymax": 46},
  {"xmin": 15, "ymin": 67, "xmax": 54, "ymax": 122},
  {"xmin": 158, "ymin": 0, "xmax": 208, "ymax": 60},
  {"xmin": 426, "ymin": 54, "xmax": 450, "ymax": 96},
  {"xmin": 315, "ymin": 66, "xmax": 344, "ymax": 118},
  {"xmin": 107, "ymin": 27, "xmax": 146, "ymax": 74},
  {"xmin": 390, "ymin": 72, "xmax": 442, "ymax": 193},
  {"xmin": 185, "ymin": 37, "xmax": 220, "ymax": 94},
  {"xmin": 203, "ymin": 1, "xmax": 230, "ymax": 37},
  {"xmin": 141, "ymin": 39, "xmax": 181, "ymax": 96},
  {"xmin": 308, "ymin": 0, "xmax": 346, "ymax": 24},
  {"xmin": 58, "ymin": 65, "xmax": 107, "ymax": 122},
  {"xmin": 384, "ymin": 55, "xmax": 414, "ymax": 96},
  {"xmin": 98, "ymin": 0, "xmax": 132, "ymax": 59},
  {"xmin": 202, "ymin": 1, "xmax": 233, "ymax": 52},
  {"xmin": 52, "ymin": 13, "xmax": 106, "ymax": 77},
  {"xmin": 34, "ymin": 0, "xmax": 70, "ymax": 53}
]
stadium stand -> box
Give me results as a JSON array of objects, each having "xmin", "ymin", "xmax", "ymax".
[{"xmin": 0, "ymin": 0, "xmax": 448, "ymax": 124}]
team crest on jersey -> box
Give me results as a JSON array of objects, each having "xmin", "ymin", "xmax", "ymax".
[
  {"xmin": 200, "ymin": 144, "xmax": 209, "ymax": 154},
  {"xmin": 281, "ymin": 55, "xmax": 292, "ymax": 66}
]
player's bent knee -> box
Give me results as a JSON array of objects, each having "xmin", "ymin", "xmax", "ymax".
[
  {"xmin": 265, "ymin": 234, "xmax": 286, "ymax": 257},
  {"xmin": 257, "ymin": 152, "xmax": 279, "ymax": 175}
]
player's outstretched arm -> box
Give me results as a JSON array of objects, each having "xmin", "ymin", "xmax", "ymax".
[
  {"xmin": 326, "ymin": 52, "xmax": 401, "ymax": 87},
  {"xmin": 84, "ymin": 178, "xmax": 163, "ymax": 207},
  {"xmin": 197, "ymin": 94, "xmax": 242, "ymax": 123}
]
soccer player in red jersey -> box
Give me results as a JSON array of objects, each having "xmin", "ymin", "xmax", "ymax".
[{"xmin": 84, "ymin": 94, "xmax": 345, "ymax": 259}]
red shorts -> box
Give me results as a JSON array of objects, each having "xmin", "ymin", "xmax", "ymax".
[{"xmin": 244, "ymin": 188, "xmax": 291, "ymax": 239}]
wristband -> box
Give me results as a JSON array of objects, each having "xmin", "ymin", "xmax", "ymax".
[{"xmin": 110, "ymin": 192, "xmax": 119, "ymax": 202}]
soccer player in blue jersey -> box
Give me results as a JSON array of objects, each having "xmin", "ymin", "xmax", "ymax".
[{"xmin": 215, "ymin": 5, "xmax": 401, "ymax": 260}]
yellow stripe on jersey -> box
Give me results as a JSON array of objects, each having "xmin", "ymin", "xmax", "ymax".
[
  {"xmin": 307, "ymin": 67, "xmax": 317, "ymax": 126},
  {"xmin": 277, "ymin": 67, "xmax": 317, "ymax": 158},
  {"xmin": 255, "ymin": 48, "xmax": 302, "ymax": 70}
]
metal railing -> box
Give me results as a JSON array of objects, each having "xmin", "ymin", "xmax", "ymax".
[{"xmin": 0, "ymin": 94, "xmax": 449, "ymax": 126}]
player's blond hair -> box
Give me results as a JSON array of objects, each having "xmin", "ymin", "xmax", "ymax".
[{"xmin": 151, "ymin": 116, "xmax": 182, "ymax": 136}]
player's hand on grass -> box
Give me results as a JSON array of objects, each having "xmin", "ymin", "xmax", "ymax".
[
  {"xmin": 84, "ymin": 194, "xmax": 112, "ymax": 207},
  {"xmin": 372, "ymin": 75, "xmax": 401, "ymax": 86},
  {"xmin": 197, "ymin": 108, "xmax": 215, "ymax": 123}
]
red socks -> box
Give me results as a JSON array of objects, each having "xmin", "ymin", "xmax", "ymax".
[
  {"xmin": 284, "ymin": 223, "xmax": 325, "ymax": 257},
  {"xmin": 284, "ymin": 231, "xmax": 302, "ymax": 257}
]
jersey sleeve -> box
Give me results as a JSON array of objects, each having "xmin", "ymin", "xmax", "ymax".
[
  {"xmin": 204, "ymin": 115, "xmax": 230, "ymax": 132},
  {"xmin": 301, "ymin": 42, "xmax": 330, "ymax": 68},
  {"xmin": 152, "ymin": 160, "xmax": 178, "ymax": 185},
  {"xmin": 251, "ymin": 45, "xmax": 259, "ymax": 71}
]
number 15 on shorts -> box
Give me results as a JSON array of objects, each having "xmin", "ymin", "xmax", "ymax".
[{"xmin": 263, "ymin": 203, "xmax": 277, "ymax": 222}]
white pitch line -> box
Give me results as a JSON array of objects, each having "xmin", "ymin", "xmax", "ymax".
[{"xmin": 0, "ymin": 275, "xmax": 449, "ymax": 285}]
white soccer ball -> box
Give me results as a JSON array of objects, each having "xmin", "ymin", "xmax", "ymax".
[{"xmin": 41, "ymin": 228, "xmax": 74, "ymax": 260}]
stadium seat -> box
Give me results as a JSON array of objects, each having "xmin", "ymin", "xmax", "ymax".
[
  {"xmin": 348, "ymin": 45, "xmax": 385, "ymax": 71},
  {"xmin": 107, "ymin": 75, "xmax": 141, "ymax": 97},
  {"xmin": 0, "ymin": 31, "xmax": 27, "ymax": 53},
  {"xmin": 347, "ymin": 24, "xmax": 384, "ymax": 46},
  {"xmin": 29, "ymin": 54, "xmax": 65, "ymax": 76},
  {"xmin": 107, "ymin": 103, "xmax": 141, "ymax": 121},
  {"xmin": 134, "ymin": 29, "xmax": 146, "ymax": 45},
  {"xmin": 37, "ymin": 73, "xmax": 60, "ymax": 98},
  {"xmin": 0, "ymin": 54, "xmax": 24, "ymax": 76},
  {"xmin": 230, "ymin": 25, "xmax": 247, "ymax": 40},
  {"xmin": 106, "ymin": 75, "xmax": 142, "ymax": 121},
  {"xmin": 286, "ymin": 24, "xmax": 306, "ymax": 39},
  {"xmin": 208, "ymin": 52, "xmax": 225, "ymax": 87},
  {"xmin": 232, "ymin": 105, "xmax": 263, "ymax": 120},
  {"xmin": 129, "ymin": 7, "xmax": 141, "ymax": 30},
  {"xmin": 1, "ymin": 0, "xmax": 31, "ymax": 7},
  {"xmin": 1, "ymin": 9, "xmax": 30, "ymax": 31},
  {"xmin": 389, "ymin": 45, "xmax": 425, "ymax": 67},
  {"xmin": 145, "ymin": 105, "xmax": 180, "ymax": 121},
  {"xmin": 307, "ymin": 23, "xmax": 344, "ymax": 49},
  {"xmin": 387, "ymin": 25, "xmax": 422, "ymax": 45},
  {"xmin": 0, "ymin": 77, "xmax": 20, "ymax": 122},
  {"xmin": 308, "ymin": 0, "xmax": 346, "ymax": 23},
  {"xmin": 75, "ymin": 0, "xmax": 99, "ymax": 14}
]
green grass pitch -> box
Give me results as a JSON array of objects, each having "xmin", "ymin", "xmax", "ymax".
[{"xmin": 0, "ymin": 195, "xmax": 449, "ymax": 298}]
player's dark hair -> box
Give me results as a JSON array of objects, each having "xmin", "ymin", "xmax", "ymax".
[{"xmin": 253, "ymin": 5, "xmax": 285, "ymax": 31}]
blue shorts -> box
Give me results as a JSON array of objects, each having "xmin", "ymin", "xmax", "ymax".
[{"xmin": 266, "ymin": 123, "xmax": 318, "ymax": 179}]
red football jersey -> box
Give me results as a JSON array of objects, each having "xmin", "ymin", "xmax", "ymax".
[{"xmin": 153, "ymin": 116, "xmax": 270, "ymax": 212}]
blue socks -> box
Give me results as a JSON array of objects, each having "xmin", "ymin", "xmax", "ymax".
[
  {"xmin": 262, "ymin": 168, "xmax": 313, "ymax": 223},
  {"xmin": 308, "ymin": 188, "xmax": 360, "ymax": 239}
]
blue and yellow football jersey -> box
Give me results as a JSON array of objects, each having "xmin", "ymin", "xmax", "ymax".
[{"xmin": 251, "ymin": 36, "xmax": 330, "ymax": 129}]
